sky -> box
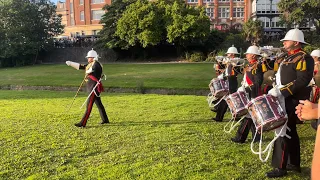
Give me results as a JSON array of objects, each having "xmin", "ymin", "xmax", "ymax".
[{"xmin": 50, "ymin": 0, "xmax": 63, "ymax": 4}]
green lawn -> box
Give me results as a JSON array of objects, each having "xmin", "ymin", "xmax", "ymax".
[
  {"xmin": 0, "ymin": 90, "xmax": 315, "ymax": 179},
  {"xmin": 0, "ymin": 63, "xmax": 216, "ymax": 89}
]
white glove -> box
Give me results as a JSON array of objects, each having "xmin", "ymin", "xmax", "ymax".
[
  {"xmin": 237, "ymin": 86, "xmax": 245, "ymax": 92},
  {"xmin": 268, "ymin": 87, "xmax": 282, "ymax": 97},
  {"xmin": 217, "ymin": 74, "xmax": 224, "ymax": 80},
  {"xmin": 65, "ymin": 61, "xmax": 80, "ymax": 70}
]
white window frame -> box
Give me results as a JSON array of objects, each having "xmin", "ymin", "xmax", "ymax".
[
  {"xmin": 91, "ymin": 10, "xmax": 104, "ymax": 20},
  {"xmin": 80, "ymin": 11, "xmax": 85, "ymax": 21},
  {"xmin": 91, "ymin": 0, "xmax": 104, "ymax": 4},
  {"xmin": 218, "ymin": 7, "xmax": 229, "ymax": 18}
]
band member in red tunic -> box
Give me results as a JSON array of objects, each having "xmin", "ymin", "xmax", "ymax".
[
  {"xmin": 266, "ymin": 29, "xmax": 314, "ymax": 178},
  {"xmin": 231, "ymin": 45, "xmax": 263, "ymax": 143},
  {"xmin": 66, "ymin": 49, "xmax": 109, "ymax": 127},
  {"xmin": 213, "ymin": 45, "xmax": 240, "ymax": 122}
]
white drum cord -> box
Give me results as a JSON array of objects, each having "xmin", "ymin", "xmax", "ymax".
[
  {"xmin": 223, "ymin": 114, "xmax": 246, "ymax": 133},
  {"xmin": 250, "ymin": 119, "xmax": 290, "ymax": 162},
  {"xmin": 209, "ymin": 94, "xmax": 227, "ymax": 108},
  {"xmin": 80, "ymin": 74, "xmax": 106, "ymax": 109}
]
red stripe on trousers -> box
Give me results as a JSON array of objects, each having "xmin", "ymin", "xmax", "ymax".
[
  {"xmin": 280, "ymin": 143, "xmax": 286, "ymax": 169},
  {"xmin": 82, "ymin": 93, "xmax": 95, "ymax": 126}
]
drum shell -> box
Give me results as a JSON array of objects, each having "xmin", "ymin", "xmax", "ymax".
[
  {"xmin": 209, "ymin": 78, "xmax": 229, "ymax": 98},
  {"xmin": 246, "ymin": 94, "xmax": 287, "ymax": 132},
  {"xmin": 225, "ymin": 91, "xmax": 249, "ymax": 118}
]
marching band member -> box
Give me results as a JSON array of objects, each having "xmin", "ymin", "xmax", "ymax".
[
  {"xmin": 266, "ymin": 29, "xmax": 314, "ymax": 178},
  {"xmin": 66, "ymin": 49, "xmax": 109, "ymax": 127},
  {"xmin": 231, "ymin": 45, "xmax": 263, "ymax": 143},
  {"xmin": 310, "ymin": 49, "xmax": 320, "ymax": 129},
  {"xmin": 212, "ymin": 45, "xmax": 240, "ymax": 122},
  {"xmin": 295, "ymin": 100, "xmax": 320, "ymax": 180}
]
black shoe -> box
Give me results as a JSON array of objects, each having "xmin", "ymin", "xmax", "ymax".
[
  {"xmin": 286, "ymin": 164, "xmax": 301, "ymax": 173},
  {"xmin": 231, "ymin": 137, "xmax": 245, "ymax": 144},
  {"xmin": 266, "ymin": 168, "xmax": 287, "ymax": 178},
  {"xmin": 212, "ymin": 118, "xmax": 222, "ymax": 122},
  {"xmin": 100, "ymin": 120, "xmax": 109, "ymax": 124},
  {"xmin": 74, "ymin": 123, "xmax": 84, "ymax": 127}
]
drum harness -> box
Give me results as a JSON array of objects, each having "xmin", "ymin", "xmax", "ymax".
[
  {"xmin": 80, "ymin": 74, "xmax": 107, "ymax": 109},
  {"xmin": 250, "ymin": 61, "xmax": 291, "ymax": 163},
  {"xmin": 223, "ymin": 74, "xmax": 249, "ymax": 133},
  {"xmin": 208, "ymin": 60, "xmax": 245, "ymax": 108}
]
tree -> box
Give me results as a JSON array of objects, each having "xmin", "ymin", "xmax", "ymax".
[
  {"xmin": 278, "ymin": 0, "xmax": 320, "ymax": 33},
  {"xmin": 242, "ymin": 19, "xmax": 263, "ymax": 45},
  {"xmin": 0, "ymin": 0, "xmax": 63, "ymax": 67},
  {"xmin": 96, "ymin": 0, "xmax": 135, "ymax": 49},
  {"xmin": 165, "ymin": 0, "xmax": 210, "ymax": 48},
  {"xmin": 115, "ymin": 0, "xmax": 165, "ymax": 49}
]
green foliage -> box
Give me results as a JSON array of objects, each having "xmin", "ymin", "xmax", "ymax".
[
  {"xmin": 115, "ymin": 0, "xmax": 165, "ymax": 48},
  {"xmin": 0, "ymin": 0, "xmax": 63, "ymax": 67},
  {"xmin": 188, "ymin": 52, "xmax": 205, "ymax": 62},
  {"xmin": 165, "ymin": 1, "xmax": 210, "ymax": 47},
  {"xmin": 204, "ymin": 29, "xmax": 227, "ymax": 52},
  {"xmin": 96, "ymin": 0, "xmax": 135, "ymax": 49},
  {"xmin": 220, "ymin": 33, "xmax": 249, "ymax": 54},
  {"xmin": 0, "ymin": 90, "xmax": 314, "ymax": 179},
  {"xmin": 99, "ymin": 0, "xmax": 210, "ymax": 52},
  {"xmin": 242, "ymin": 19, "xmax": 263, "ymax": 45},
  {"xmin": 278, "ymin": 0, "xmax": 320, "ymax": 33}
]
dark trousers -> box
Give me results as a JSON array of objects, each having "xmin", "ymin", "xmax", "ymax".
[
  {"xmin": 271, "ymin": 111, "xmax": 300, "ymax": 169},
  {"xmin": 234, "ymin": 118, "xmax": 260, "ymax": 142},
  {"xmin": 214, "ymin": 100, "xmax": 228, "ymax": 121},
  {"xmin": 80, "ymin": 92, "xmax": 109, "ymax": 126}
]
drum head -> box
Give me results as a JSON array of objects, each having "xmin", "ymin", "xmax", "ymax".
[{"xmin": 263, "ymin": 70, "xmax": 275, "ymax": 86}]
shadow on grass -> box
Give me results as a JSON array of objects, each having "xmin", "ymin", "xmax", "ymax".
[{"xmin": 83, "ymin": 119, "xmax": 212, "ymax": 128}]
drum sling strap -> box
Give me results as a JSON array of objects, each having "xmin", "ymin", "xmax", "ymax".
[{"xmin": 250, "ymin": 62, "xmax": 291, "ymax": 163}]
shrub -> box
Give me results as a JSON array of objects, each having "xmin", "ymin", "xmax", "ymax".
[{"xmin": 189, "ymin": 52, "xmax": 204, "ymax": 62}]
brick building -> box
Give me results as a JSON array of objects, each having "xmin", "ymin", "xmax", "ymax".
[
  {"xmin": 61, "ymin": 0, "xmax": 111, "ymax": 37},
  {"xmin": 58, "ymin": 0, "xmax": 253, "ymax": 37},
  {"xmin": 186, "ymin": 0, "xmax": 251, "ymax": 31}
]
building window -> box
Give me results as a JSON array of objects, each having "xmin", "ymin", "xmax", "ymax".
[
  {"xmin": 206, "ymin": 8, "xmax": 214, "ymax": 18},
  {"xmin": 92, "ymin": 30, "xmax": 97, "ymax": 35},
  {"xmin": 80, "ymin": 11, "xmax": 84, "ymax": 21},
  {"xmin": 80, "ymin": 0, "xmax": 84, "ymax": 5},
  {"xmin": 70, "ymin": 2, "xmax": 73, "ymax": 13},
  {"xmin": 91, "ymin": 0, "xmax": 104, "ymax": 4},
  {"xmin": 218, "ymin": 7, "xmax": 229, "ymax": 18},
  {"xmin": 234, "ymin": 0, "xmax": 244, "ymax": 1},
  {"xmin": 81, "ymin": 31, "xmax": 85, "ymax": 36},
  {"xmin": 204, "ymin": 0, "xmax": 213, "ymax": 2},
  {"xmin": 187, "ymin": 0, "xmax": 198, "ymax": 3},
  {"xmin": 70, "ymin": 14, "xmax": 75, "ymax": 26},
  {"xmin": 91, "ymin": 10, "xmax": 104, "ymax": 20},
  {"xmin": 233, "ymin": 7, "xmax": 244, "ymax": 18},
  {"xmin": 218, "ymin": 0, "xmax": 229, "ymax": 2}
]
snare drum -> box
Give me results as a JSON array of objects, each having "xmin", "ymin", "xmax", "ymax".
[
  {"xmin": 246, "ymin": 94, "xmax": 287, "ymax": 132},
  {"xmin": 225, "ymin": 91, "xmax": 249, "ymax": 118},
  {"xmin": 209, "ymin": 78, "xmax": 229, "ymax": 98}
]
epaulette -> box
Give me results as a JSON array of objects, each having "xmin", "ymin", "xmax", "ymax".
[{"xmin": 283, "ymin": 51, "xmax": 307, "ymax": 71}]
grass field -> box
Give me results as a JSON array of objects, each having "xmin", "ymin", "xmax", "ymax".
[
  {"xmin": 0, "ymin": 90, "xmax": 315, "ymax": 179},
  {"xmin": 0, "ymin": 63, "xmax": 216, "ymax": 90}
]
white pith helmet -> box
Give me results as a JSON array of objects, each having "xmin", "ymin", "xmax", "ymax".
[
  {"xmin": 280, "ymin": 28, "xmax": 309, "ymax": 44},
  {"xmin": 86, "ymin": 48, "xmax": 98, "ymax": 59},
  {"xmin": 226, "ymin": 45, "xmax": 239, "ymax": 54},
  {"xmin": 244, "ymin": 45, "xmax": 260, "ymax": 56},
  {"xmin": 311, "ymin": 49, "xmax": 320, "ymax": 57}
]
